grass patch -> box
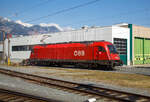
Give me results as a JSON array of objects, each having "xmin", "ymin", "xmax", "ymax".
[{"xmin": 34, "ymin": 68, "xmax": 150, "ymax": 91}]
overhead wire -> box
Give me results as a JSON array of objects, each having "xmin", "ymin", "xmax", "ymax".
[
  {"xmin": 9, "ymin": 0, "xmax": 53, "ymax": 18},
  {"xmin": 24, "ymin": 0, "xmax": 101, "ymax": 23},
  {"xmin": 7, "ymin": 0, "xmax": 149, "ymax": 27}
]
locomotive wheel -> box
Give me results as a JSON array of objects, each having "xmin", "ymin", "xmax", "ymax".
[{"xmin": 106, "ymin": 62, "xmax": 114, "ymax": 70}]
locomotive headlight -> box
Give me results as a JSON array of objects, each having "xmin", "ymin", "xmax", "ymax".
[{"xmin": 115, "ymin": 56, "xmax": 119, "ymax": 59}]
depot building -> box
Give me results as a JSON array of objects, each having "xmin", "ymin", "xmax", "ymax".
[{"xmin": 0, "ymin": 23, "xmax": 150, "ymax": 66}]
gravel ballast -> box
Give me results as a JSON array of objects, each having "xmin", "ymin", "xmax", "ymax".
[{"xmin": 0, "ymin": 65, "xmax": 150, "ymax": 102}]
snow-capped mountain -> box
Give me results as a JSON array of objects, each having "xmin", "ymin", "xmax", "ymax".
[{"xmin": 0, "ymin": 16, "xmax": 63, "ymax": 36}]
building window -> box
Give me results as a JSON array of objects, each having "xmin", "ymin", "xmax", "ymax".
[
  {"xmin": 113, "ymin": 38, "xmax": 127, "ymax": 55},
  {"xmin": 12, "ymin": 45, "xmax": 33, "ymax": 51}
]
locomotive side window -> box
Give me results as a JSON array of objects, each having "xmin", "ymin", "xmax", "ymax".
[
  {"xmin": 107, "ymin": 45, "xmax": 118, "ymax": 54},
  {"xmin": 98, "ymin": 46, "xmax": 106, "ymax": 52}
]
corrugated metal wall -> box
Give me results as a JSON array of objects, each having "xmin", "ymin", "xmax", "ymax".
[{"xmin": 134, "ymin": 37, "xmax": 150, "ymax": 65}]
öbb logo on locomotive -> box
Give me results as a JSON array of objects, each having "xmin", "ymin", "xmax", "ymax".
[{"xmin": 74, "ymin": 50, "xmax": 85, "ymax": 56}]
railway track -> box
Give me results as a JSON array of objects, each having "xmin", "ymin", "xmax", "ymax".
[
  {"xmin": 0, "ymin": 88, "xmax": 59, "ymax": 102},
  {"xmin": 0, "ymin": 68, "xmax": 150, "ymax": 102}
]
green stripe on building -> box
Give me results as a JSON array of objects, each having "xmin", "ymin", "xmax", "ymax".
[{"xmin": 128, "ymin": 24, "xmax": 132, "ymax": 64}]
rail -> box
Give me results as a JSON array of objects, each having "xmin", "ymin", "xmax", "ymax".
[
  {"xmin": 0, "ymin": 88, "xmax": 60, "ymax": 102},
  {"xmin": 0, "ymin": 68, "xmax": 150, "ymax": 102}
]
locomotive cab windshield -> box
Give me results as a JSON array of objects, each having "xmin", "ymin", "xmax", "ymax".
[
  {"xmin": 107, "ymin": 45, "xmax": 118, "ymax": 54},
  {"xmin": 98, "ymin": 46, "xmax": 106, "ymax": 52}
]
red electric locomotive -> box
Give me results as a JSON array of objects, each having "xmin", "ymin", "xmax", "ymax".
[{"xmin": 29, "ymin": 41, "xmax": 122, "ymax": 69}]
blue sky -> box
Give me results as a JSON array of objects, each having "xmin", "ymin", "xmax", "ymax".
[{"xmin": 0, "ymin": 0, "xmax": 150, "ymax": 29}]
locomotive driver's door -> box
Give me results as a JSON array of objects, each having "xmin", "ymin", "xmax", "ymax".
[
  {"xmin": 94, "ymin": 47, "xmax": 99, "ymax": 60},
  {"xmin": 94, "ymin": 46, "xmax": 106, "ymax": 60}
]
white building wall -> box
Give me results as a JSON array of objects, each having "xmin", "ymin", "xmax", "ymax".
[
  {"xmin": 0, "ymin": 44, "xmax": 3, "ymax": 52},
  {"xmin": 4, "ymin": 35, "xmax": 44, "ymax": 63},
  {"xmin": 44, "ymin": 27, "xmax": 112, "ymax": 43},
  {"xmin": 4, "ymin": 26, "xmax": 131, "ymax": 63},
  {"xmin": 112, "ymin": 26, "xmax": 130, "ymax": 65},
  {"xmin": 10, "ymin": 51, "xmax": 31, "ymax": 63},
  {"xmin": 10, "ymin": 35, "xmax": 44, "ymax": 46},
  {"xmin": 5, "ymin": 27, "xmax": 112, "ymax": 63}
]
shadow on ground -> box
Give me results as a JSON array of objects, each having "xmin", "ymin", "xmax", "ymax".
[{"xmin": 30, "ymin": 64, "xmax": 116, "ymax": 71}]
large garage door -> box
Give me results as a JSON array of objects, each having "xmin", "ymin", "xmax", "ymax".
[
  {"xmin": 134, "ymin": 37, "xmax": 150, "ymax": 65},
  {"xmin": 144, "ymin": 39, "xmax": 150, "ymax": 64},
  {"xmin": 114, "ymin": 38, "xmax": 127, "ymax": 65}
]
